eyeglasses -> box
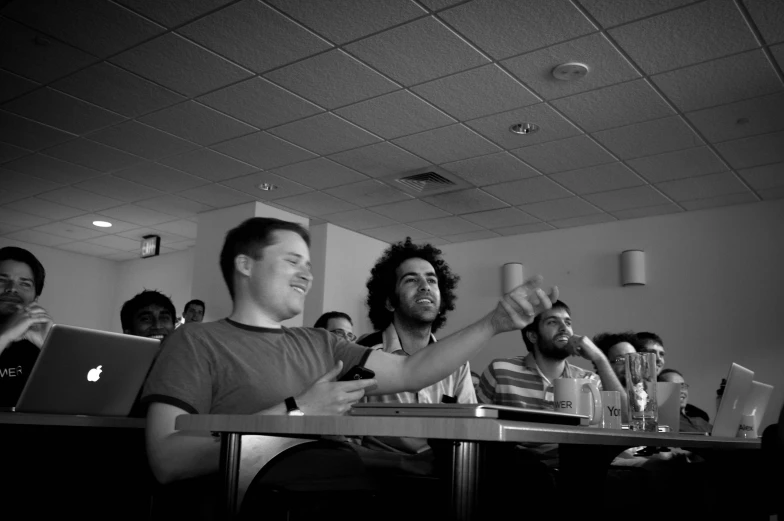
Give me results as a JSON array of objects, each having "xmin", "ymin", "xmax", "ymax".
[
  {"xmin": 679, "ymin": 383, "xmax": 690, "ymax": 390},
  {"xmin": 329, "ymin": 329, "xmax": 357, "ymax": 342},
  {"xmin": 611, "ymin": 355, "xmax": 630, "ymax": 365}
]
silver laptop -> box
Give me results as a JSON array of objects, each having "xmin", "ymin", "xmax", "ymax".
[
  {"xmin": 14, "ymin": 324, "xmax": 160, "ymax": 417},
  {"xmin": 711, "ymin": 363, "xmax": 754, "ymax": 438},
  {"xmin": 349, "ymin": 403, "xmax": 590, "ymax": 426},
  {"xmin": 742, "ymin": 380, "xmax": 774, "ymax": 433}
]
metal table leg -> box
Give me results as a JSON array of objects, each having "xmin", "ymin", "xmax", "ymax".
[
  {"xmin": 451, "ymin": 441, "xmax": 481, "ymax": 521},
  {"xmin": 220, "ymin": 432, "xmax": 242, "ymax": 518}
]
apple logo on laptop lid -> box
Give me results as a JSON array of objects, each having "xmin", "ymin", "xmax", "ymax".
[{"xmin": 87, "ymin": 365, "xmax": 102, "ymax": 382}]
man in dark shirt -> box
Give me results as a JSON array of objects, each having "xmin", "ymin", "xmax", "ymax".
[{"xmin": 0, "ymin": 247, "xmax": 52, "ymax": 407}]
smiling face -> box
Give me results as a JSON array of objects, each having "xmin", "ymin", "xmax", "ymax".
[
  {"xmin": 0, "ymin": 260, "xmax": 37, "ymax": 318},
  {"xmin": 607, "ymin": 342, "xmax": 637, "ymax": 385},
  {"xmin": 127, "ymin": 304, "xmax": 174, "ymax": 340},
  {"xmin": 326, "ymin": 317, "xmax": 355, "ymax": 341},
  {"xmin": 184, "ymin": 304, "xmax": 204, "ymax": 323},
  {"xmin": 660, "ymin": 371, "xmax": 688, "ymax": 409},
  {"xmin": 391, "ymin": 257, "xmax": 441, "ymax": 327},
  {"xmin": 643, "ymin": 342, "xmax": 666, "ymax": 375},
  {"xmin": 530, "ymin": 307, "xmax": 573, "ymax": 361}
]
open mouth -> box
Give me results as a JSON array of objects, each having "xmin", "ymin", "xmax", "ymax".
[
  {"xmin": 147, "ymin": 334, "xmax": 166, "ymax": 340},
  {"xmin": 415, "ymin": 298, "xmax": 433, "ymax": 304},
  {"xmin": 291, "ymin": 285, "xmax": 307, "ymax": 295},
  {"xmin": 554, "ymin": 335, "xmax": 570, "ymax": 344}
]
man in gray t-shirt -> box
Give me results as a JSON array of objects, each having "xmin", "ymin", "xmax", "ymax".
[{"xmin": 143, "ymin": 216, "xmax": 558, "ymax": 489}]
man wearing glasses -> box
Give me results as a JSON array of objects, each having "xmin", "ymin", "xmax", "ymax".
[
  {"xmin": 314, "ymin": 311, "xmax": 356, "ymax": 342},
  {"xmin": 658, "ymin": 368, "xmax": 711, "ymax": 434},
  {"xmin": 592, "ymin": 331, "xmax": 645, "ymax": 388}
]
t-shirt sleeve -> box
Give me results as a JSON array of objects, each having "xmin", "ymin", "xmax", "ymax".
[
  {"xmin": 140, "ymin": 326, "xmax": 213, "ymax": 414},
  {"xmin": 331, "ymin": 336, "xmax": 372, "ymax": 379},
  {"xmin": 455, "ymin": 361, "xmax": 478, "ymax": 404},
  {"xmin": 476, "ymin": 363, "xmax": 497, "ymax": 404}
]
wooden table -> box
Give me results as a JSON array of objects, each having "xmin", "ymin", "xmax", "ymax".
[{"xmin": 176, "ymin": 414, "xmax": 760, "ymax": 519}]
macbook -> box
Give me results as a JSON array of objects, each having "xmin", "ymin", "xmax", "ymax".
[
  {"xmin": 348, "ymin": 403, "xmax": 590, "ymax": 426},
  {"xmin": 711, "ymin": 363, "xmax": 754, "ymax": 438},
  {"xmin": 742, "ymin": 380, "xmax": 774, "ymax": 433},
  {"xmin": 15, "ymin": 324, "xmax": 160, "ymax": 417}
]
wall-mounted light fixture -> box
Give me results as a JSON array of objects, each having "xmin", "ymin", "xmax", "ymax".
[
  {"xmin": 502, "ymin": 262, "xmax": 524, "ymax": 294},
  {"xmin": 621, "ymin": 250, "xmax": 646, "ymax": 286}
]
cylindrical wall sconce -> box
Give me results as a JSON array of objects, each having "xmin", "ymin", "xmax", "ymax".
[
  {"xmin": 621, "ymin": 250, "xmax": 646, "ymax": 286},
  {"xmin": 502, "ymin": 262, "xmax": 524, "ymax": 294}
]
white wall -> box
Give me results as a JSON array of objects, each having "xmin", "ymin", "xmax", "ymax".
[
  {"xmin": 438, "ymin": 199, "xmax": 784, "ymax": 430},
  {"xmin": 0, "ymin": 238, "xmax": 117, "ymax": 332}
]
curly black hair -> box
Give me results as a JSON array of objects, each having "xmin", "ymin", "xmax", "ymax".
[{"xmin": 365, "ymin": 237, "xmax": 459, "ymax": 333}]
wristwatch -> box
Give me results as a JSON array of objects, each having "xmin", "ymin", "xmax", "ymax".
[{"xmin": 285, "ymin": 396, "xmax": 305, "ymax": 416}]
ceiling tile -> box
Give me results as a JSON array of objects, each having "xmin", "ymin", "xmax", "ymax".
[
  {"xmin": 58, "ymin": 241, "xmax": 121, "ymax": 257},
  {"xmin": 4, "ymin": 229, "xmax": 73, "ymax": 247},
  {"xmin": 440, "ymin": 229, "xmax": 499, "ymax": 243},
  {"xmin": 3, "ymin": 197, "xmax": 84, "ymax": 220},
  {"xmin": 771, "ymin": 44, "xmax": 784, "ymax": 75},
  {"xmin": 0, "ymin": 142, "xmax": 30, "ymax": 164},
  {"xmin": 134, "ymin": 194, "xmax": 214, "ymax": 218},
  {"xmin": 420, "ymin": 0, "xmax": 464, "ymax": 9},
  {"xmin": 103, "ymin": 250, "xmax": 142, "ymax": 261},
  {"xmin": 715, "ymin": 131, "xmax": 784, "ymax": 169},
  {"xmin": 116, "ymin": 226, "xmax": 190, "ymax": 244},
  {"xmin": 519, "ymin": 197, "xmax": 602, "ymax": 221},
  {"xmin": 0, "ymin": 207, "xmax": 50, "ymax": 228},
  {"xmin": 655, "ymin": 171, "xmax": 748, "ymax": 201},
  {"xmin": 0, "ymin": 223, "xmax": 22, "ymax": 235},
  {"xmin": 362, "ymin": 224, "xmax": 432, "ymax": 242},
  {"xmin": 325, "ymin": 180, "xmax": 412, "ymax": 207},
  {"xmin": 115, "ymin": 0, "xmax": 235, "ymax": 28},
  {"xmin": 3, "ymin": 154, "xmax": 101, "ymax": 185},
  {"xmin": 265, "ymin": 49, "xmax": 399, "ymax": 109},
  {"xmin": 87, "ymin": 121, "xmax": 197, "ymax": 160},
  {"xmin": 274, "ymin": 192, "xmax": 359, "ymax": 216},
  {"xmin": 75, "ymin": 175, "xmax": 163, "ymax": 202},
  {"xmin": 583, "ymin": 185, "xmax": 671, "ymax": 211},
  {"xmin": 549, "ymin": 162, "xmax": 646, "ymax": 195},
  {"xmin": 0, "ymin": 168, "xmax": 62, "ymax": 197},
  {"xmin": 608, "ymin": 0, "xmax": 758, "ymax": 74},
  {"xmin": 268, "ymin": 158, "xmax": 367, "ymax": 189},
  {"xmin": 269, "ymin": 113, "xmax": 381, "ymax": 156},
  {"xmin": 442, "ymin": 152, "xmax": 540, "ymax": 186},
  {"xmin": 0, "ymin": 111, "xmax": 75, "ymax": 151},
  {"xmin": 269, "ymin": 0, "xmax": 426, "ymax": 44},
  {"xmin": 139, "ymin": 101, "xmax": 257, "ymax": 146},
  {"xmin": 652, "ymin": 50, "xmax": 782, "ymax": 113},
  {"xmin": 577, "ymin": 0, "xmax": 697, "ymax": 27},
  {"xmin": 0, "ymin": 190, "xmax": 25, "ymax": 205},
  {"xmin": 36, "ymin": 187, "xmax": 124, "ymax": 212},
  {"xmin": 408, "ymin": 216, "xmax": 483, "ymax": 235},
  {"xmin": 113, "ymin": 162, "xmax": 210, "ymax": 192},
  {"xmin": 393, "ymin": 124, "xmax": 500, "ymax": 164},
  {"xmin": 422, "ymin": 188, "xmax": 507, "ymax": 215},
  {"xmin": 502, "ymin": 33, "xmax": 640, "ymax": 101},
  {"xmin": 758, "ymin": 186, "xmax": 784, "ymax": 201},
  {"xmin": 111, "ymin": 33, "xmax": 252, "ymax": 97},
  {"xmin": 151, "ymin": 219, "xmax": 198, "ymax": 239},
  {"xmin": 336, "ymin": 91, "xmax": 455, "ymax": 140},
  {"xmin": 512, "ymin": 135, "xmax": 616, "ymax": 174},
  {"xmin": 63, "ymin": 213, "xmax": 140, "ymax": 234},
  {"xmin": 4, "ymin": 0, "xmax": 165, "ymax": 57},
  {"xmin": 0, "ymin": 70, "xmax": 38, "ymax": 103},
  {"xmin": 611, "ymin": 203, "xmax": 683, "ymax": 220},
  {"xmin": 211, "ymin": 132, "xmax": 316, "ymax": 170},
  {"xmin": 466, "ymin": 104, "xmax": 582, "ymax": 149},
  {"xmin": 178, "ymin": 0, "xmax": 331, "ymax": 73},
  {"xmin": 371, "ymin": 199, "xmax": 451, "ymax": 222},
  {"xmin": 198, "ymin": 77, "xmax": 323, "ymax": 129},
  {"xmin": 737, "ymin": 162, "xmax": 784, "ymax": 190},
  {"xmin": 328, "ymin": 142, "xmax": 431, "ymax": 178},
  {"xmin": 687, "ymin": 92, "xmax": 784, "ymax": 144},
  {"xmin": 86, "ymin": 235, "xmax": 141, "ymax": 251},
  {"xmin": 627, "ymin": 146, "xmax": 728, "ymax": 183},
  {"xmin": 219, "ymin": 171, "xmax": 313, "ymax": 200},
  {"xmin": 461, "ymin": 207, "xmax": 537, "ymax": 228},
  {"xmin": 323, "ymin": 209, "xmax": 398, "ymax": 231},
  {"xmin": 440, "ymin": 0, "xmax": 596, "ymax": 60},
  {"xmin": 551, "ymin": 80, "xmax": 674, "ymax": 132},
  {"xmin": 742, "ymin": 0, "xmax": 784, "ymax": 45},
  {"xmin": 550, "ymin": 213, "xmax": 617, "ymax": 229},
  {"xmin": 176, "ymin": 184, "xmax": 255, "ymax": 207},
  {"xmin": 159, "ymin": 148, "xmax": 257, "ymax": 182},
  {"xmin": 412, "ymin": 64, "xmax": 539, "ymax": 121},
  {"xmin": 592, "ymin": 116, "xmax": 704, "ymax": 159},
  {"xmin": 346, "ymin": 17, "xmax": 489, "ymax": 86},
  {"xmin": 494, "ymin": 222, "xmax": 555, "ymax": 236},
  {"xmin": 99, "ymin": 204, "xmax": 180, "ymax": 227},
  {"xmin": 423, "ymin": 237, "xmax": 452, "ymax": 246},
  {"xmin": 680, "ymin": 191, "xmax": 758, "ymax": 210},
  {"xmin": 32, "ymin": 221, "xmax": 107, "ymax": 241},
  {"xmin": 163, "ymin": 239, "xmax": 196, "ymax": 251},
  {"xmin": 0, "ymin": 19, "xmax": 95, "ymax": 83},
  {"xmin": 482, "ymin": 176, "xmax": 573, "ymax": 205},
  {"xmin": 43, "ymin": 139, "xmax": 144, "ymax": 172}
]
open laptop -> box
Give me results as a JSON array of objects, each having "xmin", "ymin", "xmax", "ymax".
[
  {"xmin": 742, "ymin": 380, "xmax": 774, "ymax": 433},
  {"xmin": 710, "ymin": 363, "xmax": 754, "ymax": 437},
  {"xmin": 13, "ymin": 324, "xmax": 160, "ymax": 417},
  {"xmin": 348, "ymin": 403, "xmax": 590, "ymax": 426}
]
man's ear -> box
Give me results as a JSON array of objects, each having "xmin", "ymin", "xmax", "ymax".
[
  {"xmin": 525, "ymin": 329, "xmax": 538, "ymax": 347},
  {"xmin": 385, "ymin": 297, "xmax": 394, "ymax": 313},
  {"xmin": 235, "ymin": 255, "xmax": 253, "ymax": 277}
]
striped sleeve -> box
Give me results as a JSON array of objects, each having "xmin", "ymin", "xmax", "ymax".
[{"xmin": 477, "ymin": 363, "xmax": 497, "ymax": 404}]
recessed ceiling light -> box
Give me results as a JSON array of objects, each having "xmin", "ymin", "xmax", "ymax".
[
  {"xmin": 92, "ymin": 220, "xmax": 112, "ymax": 228},
  {"xmin": 257, "ymin": 183, "xmax": 278, "ymax": 191},
  {"xmin": 552, "ymin": 62, "xmax": 589, "ymax": 81},
  {"xmin": 510, "ymin": 123, "xmax": 540, "ymax": 135}
]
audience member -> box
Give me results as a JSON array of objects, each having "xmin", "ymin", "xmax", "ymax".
[
  {"xmin": 636, "ymin": 331, "xmax": 665, "ymax": 375},
  {"xmin": 658, "ymin": 368, "xmax": 711, "ymax": 434},
  {"xmin": 593, "ymin": 331, "xmax": 644, "ymax": 387},
  {"xmin": 120, "ymin": 290, "xmax": 176, "ymax": 340},
  {"xmin": 140, "ymin": 217, "xmax": 556, "ymax": 517},
  {"xmin": 314, "ymin": 311, "xmax": 355, "ymax": 341},
  {"xmin": 181, "ymin": 299, "xmax": 205, "ymax": 325},
  {"xmin": 0, "ymin": 247, "xmax": 52, "ymax": 407}
]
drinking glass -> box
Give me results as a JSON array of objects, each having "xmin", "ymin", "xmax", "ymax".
[{"xmin": 625, "ymin": 352, "xmax": 658, "ymax": 431}]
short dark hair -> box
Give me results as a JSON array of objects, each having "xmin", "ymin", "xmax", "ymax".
[
  {"xmin": 184, "ymin": 299, "xmax": 205, "ymax": 314},
  {"xmin": 636, "ymin": 331, "xmax": 664, "ymax": 348},
  {"xmin": 121, "ymin": 290, "xmax": 176, "ymax": 332},
  {"xmin": 521, "ymin": 301, "xmax": 571, "ymax": 352},
  {"xmin": 366, "ymin": 238, "xmax": 459, "ymax": 333},
  {"xmin": 592, "ymin": 331, "xmax": 645, "ymax": 356},
  {"xmin": 658, "ymin": 368, "xmax": 683, "ymax": 382},
  {"xmin": 0, "ymin": 246, "xmax": 45, "ymax": 297},
  {"xmin": 219, "ymin": 217, "xmax": 310, "ymax": 299},
  {"xmin": 314, "ymin": 311, "xmax": 353, "ymax": 330}
]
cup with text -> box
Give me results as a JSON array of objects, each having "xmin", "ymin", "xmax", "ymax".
[
  {"xmin": 554, "ymin": 378, "xmax": 601, "ymax": 425},
  {"xmin": 600, "ymin": 390, "xmax": 622, "ymax": 429}
]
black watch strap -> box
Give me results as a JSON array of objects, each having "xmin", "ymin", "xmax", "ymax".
[{"xmin": 285, "ymin": 396, "xmax": 299, "ymax": 413}]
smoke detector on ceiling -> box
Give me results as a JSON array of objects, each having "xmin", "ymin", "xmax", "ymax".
[{"xmin": 552, "ymin": 62, "xmax": 589, "ymax": 81}]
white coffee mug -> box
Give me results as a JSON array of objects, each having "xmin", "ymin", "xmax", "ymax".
[
  {"xmin": 554, "ymin": 378, "xmax": 601, "ymax": 425},
  {"xmin": 600, "ymin": 391, "xmax": 622, "ymax": 429}
]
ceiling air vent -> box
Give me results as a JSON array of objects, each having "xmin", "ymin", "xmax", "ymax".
[{"xmin": 396, "ymin": 172, "xmax": 456, "ymax": 193}]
